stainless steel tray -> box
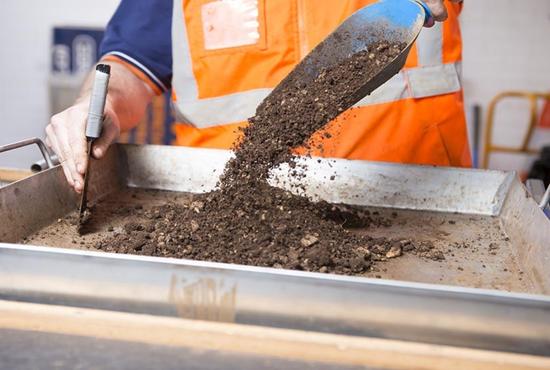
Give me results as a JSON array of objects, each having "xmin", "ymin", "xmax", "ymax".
[{"xmin": 1, "ymin": 144, "xmax": 549, "ymax": 358}]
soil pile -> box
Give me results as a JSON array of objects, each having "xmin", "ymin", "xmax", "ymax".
[{"xmin": 96, "ymin": 40, "xmax": 434, "ymax": 275}]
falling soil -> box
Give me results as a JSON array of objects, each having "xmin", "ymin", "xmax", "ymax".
[
  {"xmin": 222, "ymin": 40, "xmax": 406, "ymax": 185},
  {"xmin": 92, "ymin": 40, "xmax": 440, "ymax": 275}
]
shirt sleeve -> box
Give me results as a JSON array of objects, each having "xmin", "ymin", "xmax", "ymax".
[{"xmin": 99, "ymin": 0, "xmax": 173, "ymax": 94}]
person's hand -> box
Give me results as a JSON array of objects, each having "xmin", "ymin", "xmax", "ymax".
[
  {"xmin": 423, "ymin": 0, "xmax": 463, "ymax": 27},
  {"xmin": 45, "ymin": 99, "xmax": 120, "ymax": 193}
]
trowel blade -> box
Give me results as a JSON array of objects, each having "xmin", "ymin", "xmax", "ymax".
[
  {"xmin": 269, "ymin": 0, "xmax": 427, "ymax": 111},
  {"xmin": 78, "ymin": 140, "xmax": 93, "ymax": 230}
]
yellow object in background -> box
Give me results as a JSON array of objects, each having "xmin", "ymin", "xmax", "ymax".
[{"xmin": 483, "ymin": 91, "xmax": 550, "ymax": 176}]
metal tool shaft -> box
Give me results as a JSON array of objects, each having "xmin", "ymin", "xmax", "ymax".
[
  {"xmin": 78, "ymin": 64, "xmax": 111, "ymax": 227},
  {"xmin": 78, "ymin": 141, "xmax": 93, "ymax": 217}
]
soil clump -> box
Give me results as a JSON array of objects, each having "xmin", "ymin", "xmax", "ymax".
[{"xmin": 95, "ymin": 40, "xmax": 434, "ymax": 275}]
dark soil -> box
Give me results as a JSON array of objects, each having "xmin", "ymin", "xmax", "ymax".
[
  {"xmin": 223, "ymin": 40, "xmax": 405, "ymax": 185},
  {"xmin": 78, "ymin": 208, "xmax": 92, "ymax": 232},
  {"xmin": 93, "ymin": 40, "xmax": 439, "ymax": 275},
  {"xmin": 95, "ymin": 193, "xmax": 443, "ymax": 275}
]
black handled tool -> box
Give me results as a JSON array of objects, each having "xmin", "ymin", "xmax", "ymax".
[{"xmin": 78, "ymin": 64, "xmax": 111, "ymax": 229}]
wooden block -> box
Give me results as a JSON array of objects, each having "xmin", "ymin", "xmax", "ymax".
[
  {"xmin": 0, "ymin": 300, "xmax": 549, "ymax": 370},
  {"xmin": 0, "ymin": 168, "xmax": 32, "ymax": 183}
]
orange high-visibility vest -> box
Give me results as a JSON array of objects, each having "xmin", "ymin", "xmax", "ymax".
[{"xmin": 171, "ymin": 0, "xmax": 470, "ymax": 167}]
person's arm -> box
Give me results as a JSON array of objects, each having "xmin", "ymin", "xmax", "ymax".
[
  {"xmin": 423, "ymin": 0, "xmax": 463, "ymax": 27},
  {"xmin": 45, "ymin": 62, "xmax": 154, "ymax": 193},
  {"xmin": 45, "ymin": 0, "xmax": 172, "ymax": 193}
]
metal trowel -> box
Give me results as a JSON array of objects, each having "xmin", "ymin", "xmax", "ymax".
[
  {"xmin": 78, "ymin": 64, "xmax": 111, "ymax": 230},
  {"xmin": 270, "ymin": 0, "xmax": 432, "ymax": 109}
]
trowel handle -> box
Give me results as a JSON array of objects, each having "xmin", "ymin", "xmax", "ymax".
[
  {"xmin": 415, "ymin": 1, "xmax": 434, "ymax": 26},
  {"xmin": 85, "ymin": 64, "xmax": 111, "ymax": 140}
]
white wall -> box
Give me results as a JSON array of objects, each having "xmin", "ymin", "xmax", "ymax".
[
  {"xmin": 1, "ymin": 1, "xmax": 550, "ymax": 170},
  {"xmin": 0, "ymin": 0, "xmax": 119, "ymax": 169},
  {"xmin": 461, "ymin": 0, "xmax": 550, "ymax": 171}
]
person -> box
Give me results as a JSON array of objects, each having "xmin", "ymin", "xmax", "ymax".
[{"xmin": 46, "ymin": 0, "xmax": 469, "ymax": 194}]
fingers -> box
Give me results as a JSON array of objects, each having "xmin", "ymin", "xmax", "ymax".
[
  {"xmin": 92, "ymin": 117, "xmax": 120, "ymax": 159},
  {"xmin": 45, "ymin": 105, "xmax": 88, "ymax": 193},
  {"xmin": 424, "ymin": 17, "xmax": 435, "ymax": 28},
  {"xmin": 72, "ymin": 130, "xmax": 89, "ymax": 178},
  {"xmin": 55, "ymin": 123, "xmax": 84, "ymax": 192},
  {"xmin": 45, "ymin": 100, "xmax": 120, "ymax": 193},
  {"xmin": 424, "ymin": 0, "xmax": 449, "ymax": 23},
  {"xmin": 46, "ymin": 123, "xmax": 74, "ymax": 188}
]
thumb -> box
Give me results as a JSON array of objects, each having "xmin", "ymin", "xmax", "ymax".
[
  {"xmin": 92, "ymin": 117, "xmax": 120, "ymax": 159},
  {"xmin": 424, "ymin": 0, "xmax": 448, "ymax": 22}
]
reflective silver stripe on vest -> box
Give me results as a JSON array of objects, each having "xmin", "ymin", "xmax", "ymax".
[
  {"xmin": 406, "ymin": 62, "xmax": 461, "ymax": 98},
  {"xmin": 415, "ymin": 22, "xmax": 443, "ymax": 66},
  {"xmin": 173, "ymin": 89, "xmax": 271, "ymax": 125},
  {"xmin": 355, "ymin": 70, "xmax": 409, "ymax": 107},
  {"xmin": 172, "ymin": 1, "xmax": 461, "ymax": 128},
  {"xmin": 172, "ymin": 1, "xmax": 196, "ymax": 103}
]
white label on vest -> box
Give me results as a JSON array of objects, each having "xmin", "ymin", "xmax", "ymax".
[{"xmin": 201, "ymin": 0, "xmax": 260, "ymax": 50}]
